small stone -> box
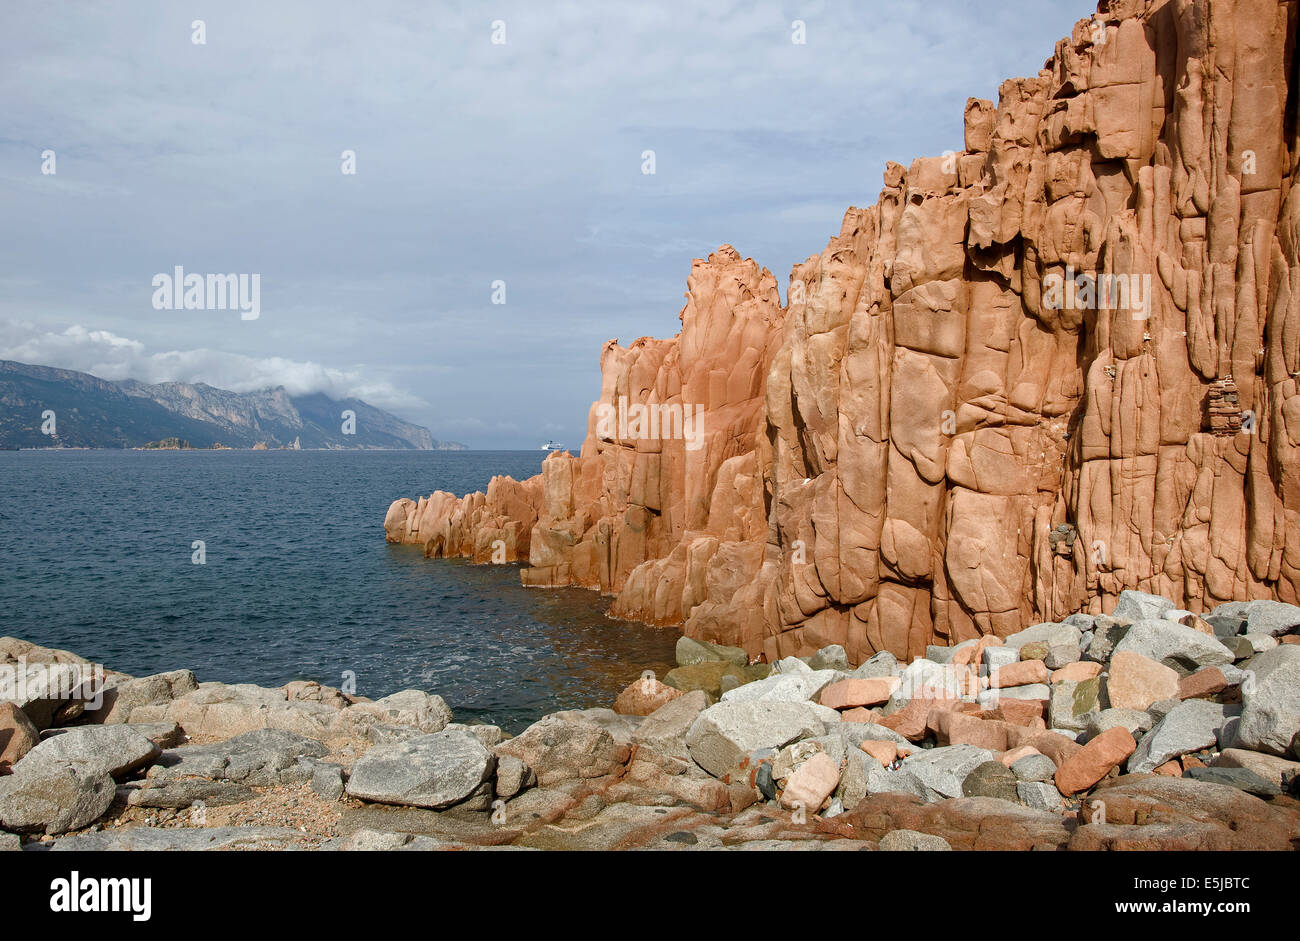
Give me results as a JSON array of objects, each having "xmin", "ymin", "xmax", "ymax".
[
  {"xmin": 899, "ymin": 744, "xmax": 994, "ymax": 801},
  {"xmin": 982, "ymin": 646, "xmax": 1020, "ymax": 671},
  {"xmin": 878, "ymin": 829, "xmax": 952, "ymax": 851},
  {"xmin": 962, "ymin": 760, "xmax": 1019, "ymax": 802},
  {"xmin": 818, "ymin": 677, "xmax": 899, "ymax": 710},
  {"xmin": 1054, "ymin": 726, "xmax": 1136, "ymax": 795},
  {"xmin": 1050, "ymin": 661, "xmax": 1102, "ymax": 684},
  {"xmin": 990, "ymin": 660, "xmax": 1050, "ymax": 689},
  {"xmin": 1177, "ymin": 667, "xmax": 1231, "ymax": 701},
  {"xmin": 1000, "ymin": 744, "xmax": 1040, "ymax": 767},
  {"xmin": 720, "ymin": 670, "xmax": 838, "ymax": 704},
  {"xmin": 1224, "ymin": 636, "xmax": 1256, "ymax": 660},
  {"xmin": 850, "ymin": 651, "xmax": 898, "ymax": 679},
  {"xmin": 977, "ymin": 684, "xmax": 1050, "ymax": 709},
  {"xmin": 613, "ymin": 677, "xmax": 684, "ymax": 716},
  {"xmin": 859, "ymin": 740, "xmax": 898, "ymax": 766},
  {"xmin": 1243, "ymin": 633, "xmax": 1278, "ymax": 653},
  {"xmin": 1043, "ymin": 645, "xmax": 1081, "ymax": 670},
  {"xmin": 1112, "ymin": 590, "xmax": 1175, "ymax": 621},
  {"xmin": 1027, "ymin": 731, "xmax": 1084, "ymax": 768},
  {"xmin": 663, "ymin": 661, "xmax": 750, "ymax": 699},
  {"xmin": 1107, "ymin": 651, "xmax": 1180, "ymax": 711},
  {"xmin": 779, "ymin": 752, "xmax": 839, "ymax": 812},
  {"xmin": 840, "ymin": 707, "xmax": 882, "ymax": 723},
  {"xmin": 1010, "ymin": 753, "xmax": 1058, "ymax": 783},
  {"xmin": 0, "ymin": 703, "xmax": 40, "ymax": 771},
  {"xmin": 1016, "ymin": 781, "xmax": 1064, "ymax": 811},
  {"xmin": 1047, "ymin": 677, "xmax": 1106, "ymax": 732},
  {"xmin": 310, "ymin": 763, "xmax": 345, "ymax": 801},
  {"xmin": 494, "ymin": 754, "xmax": 534, "ymax": 800},
  {"xmin": 1084, "ymin": 617, "xmax": 1132, "ymax": 664},
  {"xmin": 1085, "ymin": 708, "xmax": 1153, "ymax": 740},
  {"xmin": 808, "ymin": 645, "xmax": 851, "ymax": 672},
  {"xmin": 1003, "ymin": 622, "xmax": 1082, "ymax": 651}
]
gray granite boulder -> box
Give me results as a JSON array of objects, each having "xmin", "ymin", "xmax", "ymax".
[
  {"xmin": 0, "ymin": 762, "xmax": 114, "ymax": 834},
  {"xmin": 898, "ymin": 744, "xmax": 995, "ymax": 801},
  {"xmin": 1231, "ymin": 645, "xmax": 1300, "ymax": 757},
  {"xmin": 20, "ymin": 725, "xmax": 161, "ymax": 778},
  {"xmin": 1128, "ymin": 700, "xmax": 1233, "ymax": 774},
  {"xmin": 685, "ymin": 701, "xmax": 826, "ymax": 778},
  {"xmin": 1112, "ymin": 619, "xmax": 1234, "ymax": 673},
  {"xmin": 347, "ymin": 727, "xmax": 496, "ymax": 809},
  {"xmin": 1112, "ymin": 590, "xmax": 1176, "ymax": 622}
]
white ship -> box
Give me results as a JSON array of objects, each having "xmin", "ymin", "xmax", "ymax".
[{"xmin": 541, "ymin": 440, "xmax": 565, "ymax": 451}]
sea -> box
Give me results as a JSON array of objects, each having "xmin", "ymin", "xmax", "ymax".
[{"xmin": 0, "ymin": 449, "xmax": 679, "ymax": 731}]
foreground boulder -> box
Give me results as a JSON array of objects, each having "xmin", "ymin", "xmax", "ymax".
[
  {"xmin": 84, "ymin": 669, "xmax": 198, "ymax": 724},
  {"xmin": 128, "ymin": 728, "xmax": 328, "ymax": 809},
  {"xmin": 1128, "ymin": 700, "xmax": 1231, "ymax": 774},
  {"xmin": 685, "ymin": 701, "xmax": 827, "ymax": 779},
  {"xmin": 495, "ymin": 713, "xmax": 630, "ymax": 786},
  {"xmin": 0, "ymin": 658, "xmax": 99, "ymax": 729},
  {"xmin": 613, "ymin": 677, "xmax": 684, "ymax": 716},
  {"xmin": 20, "ymin": 725, "xmax": 161, "ymax": 778},
  {"xmin": 1054, "ymin": 727, "xmax": 1136, "ymax": 795},
  {"xmin": 1230, "ymin": 646, "xmax": 1300, "ymax": 758},
  {"xmin": 1074, "ymin": 775, "xmax": 1300, "ymax": 851},
  {"xmin": 0, "ymin": 763, "xmax": 114, "ymax": 834},
  {"xmin": 0, "ymin": 702, "xmax": 39, "ymax": 771},
  {"xmin": 347, "ymin": 727, "xmax": 495, "ymax": 810},
  {"xmin": 847, "ymin": 794, "xmax": 1071, "ymax": 851},
  {"xmin": 1111, "ymin": 620, "xmax": 1234, "ymax": 674},
  {"xmin": 53, "ymin": 826, "xmax": 310, "ymax": 851},
  {"xmin": 166, "ymin": 682, "xmax": 338, "ymax": 740}
]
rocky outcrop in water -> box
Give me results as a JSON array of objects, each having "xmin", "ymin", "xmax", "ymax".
[{"xmin": 388, "ymin": 0, "xmax": 1300, "ymax": 663}]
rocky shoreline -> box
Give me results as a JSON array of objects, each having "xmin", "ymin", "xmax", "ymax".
[{"xmin": 2, "ymin": 589, "xmax": 1298, "ymax": 851}]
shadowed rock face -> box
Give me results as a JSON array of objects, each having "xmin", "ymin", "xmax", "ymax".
[{"xmin": 388, "ymin": 0, "xmax": 1300, "ymax": 662}]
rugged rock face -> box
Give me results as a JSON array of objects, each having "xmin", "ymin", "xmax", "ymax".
[{"xmin": 388, "ymin": 0, "xmax": 1300, "ymax": 662}]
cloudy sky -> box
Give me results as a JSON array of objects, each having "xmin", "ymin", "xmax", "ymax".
[{"xmin": 1, "ymin": 0, "xmax": 1088, "ymax": 448}]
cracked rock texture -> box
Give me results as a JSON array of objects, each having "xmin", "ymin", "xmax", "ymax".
[{"xmin": 387, "ymin": 0, "xmax": 1300, "ymax": 662}]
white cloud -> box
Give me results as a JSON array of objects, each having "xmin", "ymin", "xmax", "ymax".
[{"xmin": 0, "ymin": 320, "xmax": 426, "ymax": 411}]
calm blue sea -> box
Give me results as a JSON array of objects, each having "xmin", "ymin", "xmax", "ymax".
[{"xmin": 0, "ymin": 449, "xmax": 678, "ymax": 731}]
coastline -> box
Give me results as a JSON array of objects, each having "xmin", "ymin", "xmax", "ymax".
[{"xmin": 4, "ymin": 589, "xmax": 1298, "ymax": 851}]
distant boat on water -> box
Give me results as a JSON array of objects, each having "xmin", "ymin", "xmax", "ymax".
[{"xmin": 541, "ymin": 440, "xmax": 566, "ymax": 451}]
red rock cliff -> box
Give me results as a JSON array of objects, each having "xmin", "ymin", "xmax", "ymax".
[{"xmin": 387, "ymin": 0, "xmax": 1300, "ymax": 663}]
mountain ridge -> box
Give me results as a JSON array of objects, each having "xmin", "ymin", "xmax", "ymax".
[{"xmin": 0, "ymin": 359, "xmax": 462, "ymax": 450}]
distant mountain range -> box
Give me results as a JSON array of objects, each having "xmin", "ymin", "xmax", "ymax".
[{"xmin": 0, "ymin": 360, "xmax": 463, "ymax": 450}]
